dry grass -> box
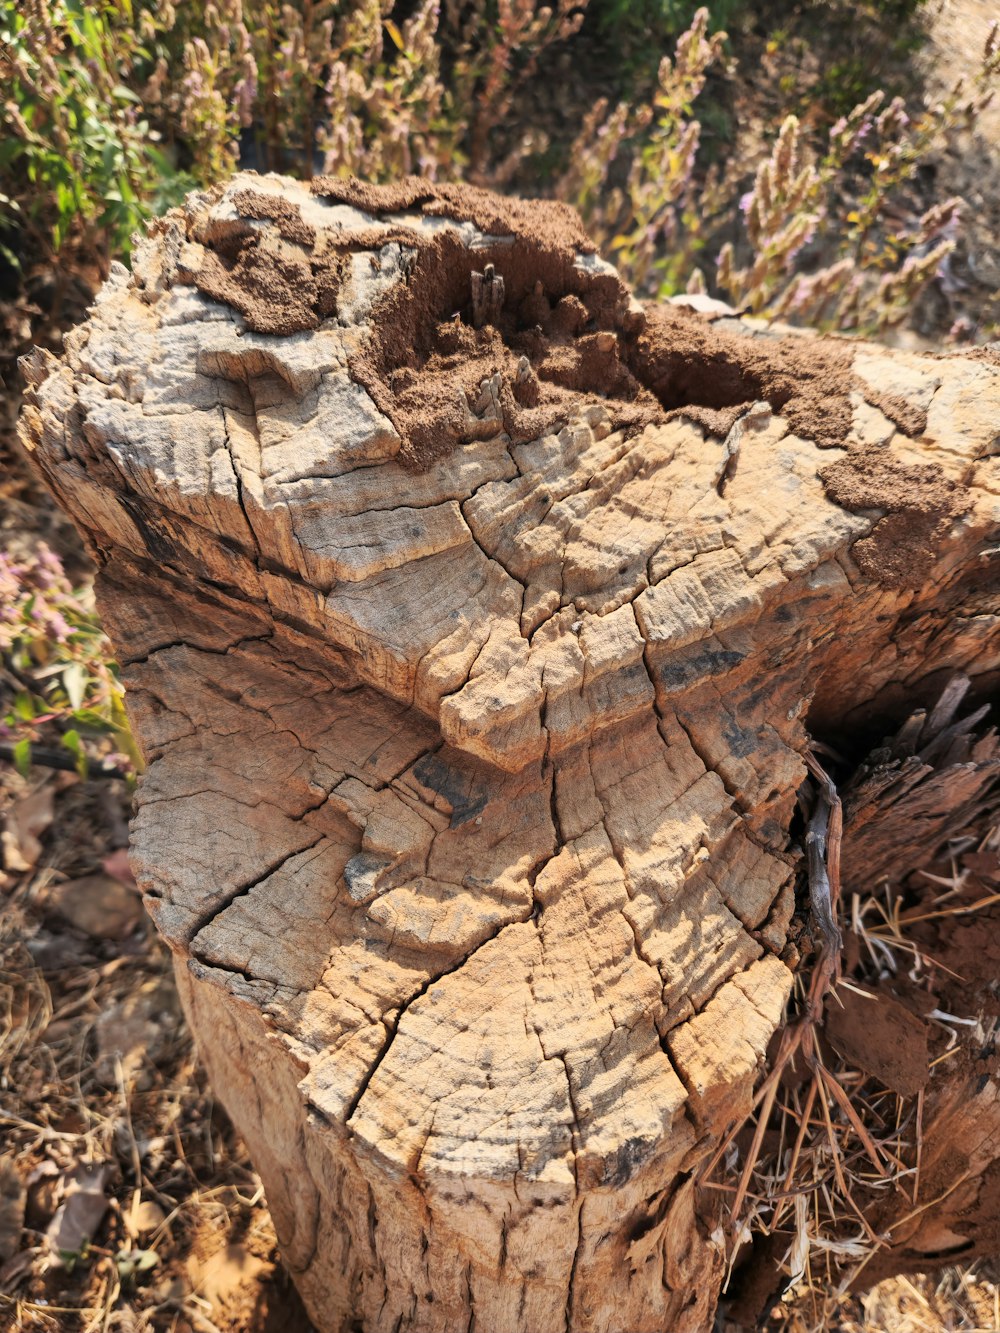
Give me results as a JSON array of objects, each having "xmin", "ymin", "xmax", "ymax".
[
  {"xmin": 0, "ymin": 769, "xmax": 311, "ymax": 1333},
  {"xmin": 711, "ymin": 732, "xmax": 1000, "ymax": 1333},
  {"xmin": 824, "ymin": 1264, "xmax": 1000, "ymax": 1333}
]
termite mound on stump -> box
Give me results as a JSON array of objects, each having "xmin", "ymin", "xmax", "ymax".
[{"xmin": 18, "ymin": 172, "xmax": 1000, "ymax": 1333}]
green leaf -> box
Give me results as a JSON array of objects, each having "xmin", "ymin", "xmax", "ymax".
[
  {"xmin": 61, "ymin": 728, "xmax": 89, "ymax": 780},
  {"xmin": 110, "ymin": 690, "xmax": 143, "ymax": 774},
  {"xmin": 68, "ymin": 706, "xmax": 112, "ymax": 731},
  {"xmin": 13, "ymin": 692, "xmax": 36, "ymax": 722},
  {"xmin": 13, "ymin": 738, "xmax": 31, "ymax": 779},
  {"xmin": 144, "ymin": 144, "xmax": 171, "ymax": 173}
]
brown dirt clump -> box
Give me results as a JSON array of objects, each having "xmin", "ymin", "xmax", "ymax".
[
  {"xmin": 383, "ymin": 317, "xmax": 646, "ymax": 462},
  {"xmin": 630, "ymin": 304, "xmax": 859, "ymax": 447},
  {"xmin": 820, "ymin": 460, "xmax": 961, "ymax": 588},
  {"xmin": 821, "ymin": 452, "xmax": 965, "ymax": 587},
  {"xmin": 229, "ymin": 188, "xmax": 318, "ymax": 247},
  {"xmin": 325, "ymin": 183, "xmax": 668, "ymax": 471},
  {"xmin": 192, "ymin": 189, "xmax": 350, "ymax": 335},
  {"xmin": 196, "ymin": 236, "xmax": 321, "ymax": 336},
  {"xmin": 631, "ymin": 303, "xmax": 959, "ymax": 588},
  {"xmin": 309, "ymin": 175, "xmax": 597, "ymax": 251},
  {"xmin": 183, "ymin": 177, "xmax": 661, "ymax": 465},
  {"xmin": 346, "ymin": 226, "xmax": 660, "ymax": 468},
  {"xmin": 630, "ymin": 303, "xmax": 927, "ymax": 448}
]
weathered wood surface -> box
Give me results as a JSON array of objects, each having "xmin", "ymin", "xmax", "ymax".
[{"xmin": 18, "ymin": 173, "xmax": 1000, "ymax": 1332}]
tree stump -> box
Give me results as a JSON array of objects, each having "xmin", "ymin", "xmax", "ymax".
[{"xmin": 19, "ymin": 174, "xmax": 1000, "ymax": 1332}]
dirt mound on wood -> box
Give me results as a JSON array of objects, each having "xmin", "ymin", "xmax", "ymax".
[
  {"xmin": 310, "ymin": 175, "xmax": 597, "ymax": 250},
  {"xmin": 185, "ymin": 175, "xmax": 965, "ymax": 590},
  {"xmin": 339, "ymin": 224, "xmax": 660, "ymax": 469},
  {"xmin": 633, "ymin": 305, "xmax": 964, "ymax": 588},
  {"xmin": 190, "ymin": 178, "xmax": 663, "ymax": 468}
]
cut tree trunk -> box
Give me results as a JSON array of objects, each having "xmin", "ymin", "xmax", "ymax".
[{"xmin": 18, "ymin": 174, "xmax": 1000, "ymax": 1332}]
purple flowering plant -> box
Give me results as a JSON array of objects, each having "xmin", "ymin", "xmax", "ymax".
[
  {"xmin": 715, "ymin": 24, "xmax": 1000, "ymax": 332},
  {"xmin": 0, "ymin": 545, "xmax": 139, "ymax": 780}
]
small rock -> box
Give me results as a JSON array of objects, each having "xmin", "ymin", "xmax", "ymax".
[
  {"xmin": 97, "ymin": 978, "xmax": 180, "ymax": 1086},
  {"xmin": 128, "ymin": 1198, "xmax": 166, "ymax": 1237},
  {"xmin": 1, "ymin": 786, "xmax": 55, "ymax": 872},
  {"xmin": 46, "ymin": 1162, "xmax": 114, "ymax": 1262},
  {"xmin": 50, "ymin": 873, "xmax": 144, "ymax": 940},
  {"xmin": 101, "ymin": 847, "xmax": 137, "ymax": 889},
  {"xmin": 187, "ymin": 1243, "xmax": 269, "ymax": 1307}
]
